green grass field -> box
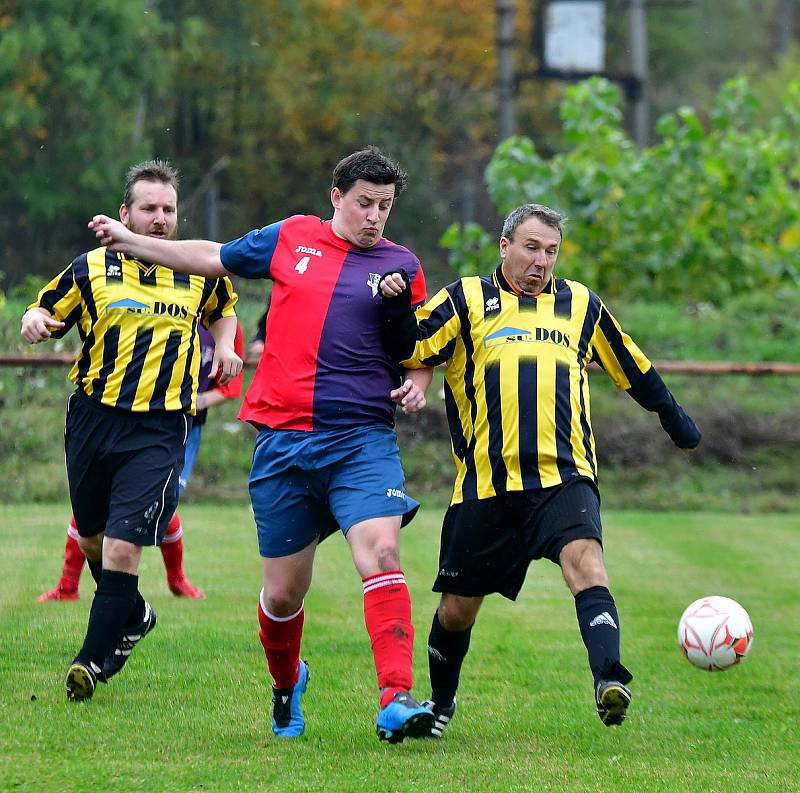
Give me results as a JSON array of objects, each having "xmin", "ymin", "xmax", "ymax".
[{"xmin": 1, "ymin": 504, "xmax": 798, "ymax": 792}]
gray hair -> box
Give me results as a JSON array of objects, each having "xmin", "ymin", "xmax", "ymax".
[{"xmin": 501, "ymin": 203, "xmax": 565, "ymax": 241}]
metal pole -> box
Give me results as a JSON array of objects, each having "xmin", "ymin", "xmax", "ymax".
[
  {"xmin": 497, "ymin": 0, "xmax": 516, "ymax": 141},
  {"xmin": 777, "ymin": 0, "xmax": 796, "ymax": 54},
  {"xmin": 629, "ymin": 0, "xmax": 649, "ymax": 147}
]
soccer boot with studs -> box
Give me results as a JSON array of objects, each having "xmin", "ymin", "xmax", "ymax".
[{"xmin": 271, "ymin": 660, "xmax": 310, "ymax": 737}]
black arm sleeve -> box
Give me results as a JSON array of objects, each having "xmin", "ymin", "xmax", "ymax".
[
  {"xmin": 379, "ymin": 269, "xmax": 418, "ymax": 364},
  {"xmin": 626, "ymin": 367, "xmax": 701, "ymax": 449}
]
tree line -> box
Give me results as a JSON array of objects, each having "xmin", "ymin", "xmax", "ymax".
[{"xmin": 1, "ymin": 0, "xmax": 799, "ymax": 299}]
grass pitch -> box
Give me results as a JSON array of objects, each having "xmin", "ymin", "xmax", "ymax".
[{"xmin": 1, "ymin": 503, "xmax": 798, "ymax": 792}]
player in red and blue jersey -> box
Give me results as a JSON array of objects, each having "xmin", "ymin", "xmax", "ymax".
[{"xmin": 88, "ymin": 147, "xmax": 435, "ymax": 742}]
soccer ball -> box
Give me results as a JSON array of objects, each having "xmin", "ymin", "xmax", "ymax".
[{"xmin": 677, "ymin": 595, "xmax": 753, "ymax": 671}]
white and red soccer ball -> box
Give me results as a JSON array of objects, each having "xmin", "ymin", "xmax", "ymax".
[{"xmin": 677, "ymin": 596, "xmax": 753, "ymax": 671}]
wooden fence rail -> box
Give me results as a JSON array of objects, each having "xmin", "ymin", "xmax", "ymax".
[{"xmin": 1, "ymin": 354, "xmax": 800, "ymax": 375}]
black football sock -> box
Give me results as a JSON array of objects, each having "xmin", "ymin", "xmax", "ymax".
[
  {"xmin": 123, "ymin": 591, "xmax": 147, "ymax": 629},
  {"xmin": 87, "ymin": 559, "xmax": 103, "ymax": 585},
  {"xmin": 574, "ymin": 585, "xmax": 632, "ymax": 685},
  {"xmin": 428, "ymin": 611, "xmax": 473, "ymax": 707},
  {"xmin": 74, "ymin": 570, "xmax": 139, "ymax": 668}
]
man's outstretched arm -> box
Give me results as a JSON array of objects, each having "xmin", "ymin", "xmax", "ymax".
[{"xmin": 88, "ymin": 215, "xmax": 227, "ymax": 277}]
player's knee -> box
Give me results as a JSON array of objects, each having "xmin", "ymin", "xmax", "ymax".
[
  {"xmin": 438, "ymin": 594, "xmax": 482, "ymax": 631},
  {"xmin": 262, "ymin": 582, "xmax": 306, "ymax": 617},
  {"xmin": 77, "ymin": 534, "xmax": 102, "ymax": 561},
  {"xmin": 102, "ymin": 538, "xmax": 141, "ymax": 573},
  {"xmin": 559, "ymin": 538, "xmax": 608, "ymax": 592}
]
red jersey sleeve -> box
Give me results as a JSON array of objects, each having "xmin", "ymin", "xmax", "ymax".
[{"xmin": 410, "ymin": 265, "xmax": 427, "ymax": 308}]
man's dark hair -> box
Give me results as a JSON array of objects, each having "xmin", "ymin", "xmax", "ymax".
[
  {"xmin": 331, "ymin": 146, "xmax": 408, "ymax": 197},
  {"xmin": 502, "ymin": 203, "xmax": 565, "ymax": 241},
  {"xmin": 123, "ymin": 159, "xmax": 180, "ymax": 207}
]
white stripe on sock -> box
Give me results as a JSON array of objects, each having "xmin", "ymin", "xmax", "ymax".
[
  {"xmin": 259, "ymin": 589, "xmax": 303, "ymax": 622},
  {"xmin": 362, "ymin": 572, "xmax": 406, "ymax": 594}
]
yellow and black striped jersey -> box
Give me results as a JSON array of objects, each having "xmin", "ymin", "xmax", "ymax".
[
  {"xmin": 399, "ymin": 267, "xmax": 658, "ymax": 504},
  {"xmin": 31, "ymin": 247, "xmax": 238, "ymax": 413}
]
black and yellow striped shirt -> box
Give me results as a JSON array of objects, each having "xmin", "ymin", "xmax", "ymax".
[
  {"xmin": 397, "ymin": 267, "xmax": 664, "ymax": 504},
  {"xmin": 31, "ymin": 247, "xmax": 238, "ymax": 413}
]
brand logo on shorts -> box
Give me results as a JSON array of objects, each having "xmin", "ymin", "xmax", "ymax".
[
  {"xmin": 386, "ymin": 488, "xmax": 405, "ymax": 499},
  {"xmin": 143, "ymin": 500, "xmax": 159, "ymax": 523},
  {"xmin": 589, "ymin": 611, "xmax": 618, "ymax": 629}
]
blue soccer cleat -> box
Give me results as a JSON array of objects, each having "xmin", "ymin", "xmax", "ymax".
[
  {"xmin": 272, "ymin": 660, "xmax": 310, "ymax": 737},
  {"xmin": 376, "ymin": 691, "xmax": 435, "ymax": 744}
]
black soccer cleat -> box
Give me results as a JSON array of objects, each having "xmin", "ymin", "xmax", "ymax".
[
  {"xmin": 101, "ymin": 601, "xmax": 157, "ymax": 682},
  {"xmin": 421, "ymin": 697, "xmax": 457, "ymax": 738},
  {"xmin": 596, "ymin": 679, "xmax": 632, "ymax": 726},
  {"xmin": 66, "ymin": 661, "xmax": 100, "ymax": 702}
]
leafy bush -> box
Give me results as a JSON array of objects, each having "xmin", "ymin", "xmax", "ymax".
[{"xmin": 443, "ymin": 76, "xmax": 800, "ymax": 304}]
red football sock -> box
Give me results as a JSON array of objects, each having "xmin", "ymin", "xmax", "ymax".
[
  {"xmin": 60, "ymin": 522, "xmax": 86, "ymax": 590},
  {"xmin": 257, "ymin": 593, "xmax": 304, "ymax": 689},
  {"xmin": 160, "ymin": 512, "xmax": 184, "ymax": 583},
  {"xmin": 363, "ymin": 570, "xmax": 414, "ymax": 707}
]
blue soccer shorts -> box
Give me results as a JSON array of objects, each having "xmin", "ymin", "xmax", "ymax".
[
  {"xmin": 179, "ymin": 422, "xmax": 203, "ymax": 495},
  {"xmin": 249, "ymin": 424, "xmax": 420, "ymax": 558}
]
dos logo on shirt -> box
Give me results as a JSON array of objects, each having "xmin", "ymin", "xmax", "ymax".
[{"xmin": 106, "ymin": 299, "xmax": 189, "ymax": 319}]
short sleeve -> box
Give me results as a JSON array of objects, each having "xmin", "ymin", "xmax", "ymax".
[{"xmin": 220, "ymin": 220, "xmax": 284, "ymax": 279}]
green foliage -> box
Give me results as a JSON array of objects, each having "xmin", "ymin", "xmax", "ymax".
[
  {"xmin": 443, "ymin": 76, "xmax": 800, "ymax": 304},
  {"xmin": 0, "ymin": 0, "xmax": 161, "ymax": 272},
  {"xmin": 2, "ymin": 503, "xmax": 799, "ymax": 791},
  {"xmin": 0, "ymin": 0, "xmax": 161, "ymax": 218}
]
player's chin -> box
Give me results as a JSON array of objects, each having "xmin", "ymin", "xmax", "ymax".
[{"xmin": 358, "ymin": 231, "xmax": 380, "ymax": 247}]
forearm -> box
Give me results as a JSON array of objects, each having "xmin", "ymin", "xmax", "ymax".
[
  {"xmin": 404, "ymin": 366, "xmax": 433, "ymax": 394},
  {"xmin": 125, "ymin": 236, "xmax": 226, "ymax": 277},
  {"xmin": 196, "ymin": 389, "xmax": 228, "ymax": 411},
  {"xmin": 627, "ymin": 366, "xmax": 701, "ymax": 449},
  {"xmin": 208, "ymin": 314, "xmax": 238, "ymax": 349},
  {"xmin": 380, "ymin": 286, "xmax": 418, "ymax": 363}
]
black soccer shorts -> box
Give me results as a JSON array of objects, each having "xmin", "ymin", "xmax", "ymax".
[
  {"xmin": 64, "ymin": 389, "xmax": 189, "ymax": 546},
  {"xmin": 432, "ymin": 476, "xmax": 603, "ymax": 600}
]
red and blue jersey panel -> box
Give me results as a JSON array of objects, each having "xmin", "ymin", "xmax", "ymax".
[{"xmin": 220, "ymin": 214, "xmax": 426, "ymax": 431}]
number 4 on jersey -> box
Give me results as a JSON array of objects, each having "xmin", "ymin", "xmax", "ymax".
[{"xmin": 295, "ymin": 256, "xmax": 310, "ymax": 274}]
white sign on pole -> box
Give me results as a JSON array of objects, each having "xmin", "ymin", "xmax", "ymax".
[{"xmin": 544, "ymin": 1, "xmax": 605, "ymax": 72}]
